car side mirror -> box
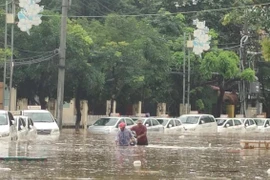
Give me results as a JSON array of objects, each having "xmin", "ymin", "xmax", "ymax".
[
  {"xmin": 29, "ymin": 125, "xmax": 33, "ymax": 129},
  {"xmin": 225, "ymin": 124, "xmax": 230, "ymax": 127},
  {"xmin": 168, "ymin": 124, "xmax": 172, "ymax": 128},
  {"xmin": 20, "ymin": 125, "xmax": 24, "ymax": 130},
  {"xmin": 145, "ymin": 124, "xmax": 149, "ymax": 127},
  {"xmin": 245, "ymin": 124, "xmax": 249, "ymax": 127},
  {"xmin": 201, "ymin": 120, "xmax": 205, "ymax": 124},
  {"xmin": 266, "ymin": 124, "xmax": 269, "ymax": 127}
]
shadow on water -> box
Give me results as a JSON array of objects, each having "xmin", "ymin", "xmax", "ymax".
[{"xmin": 0, "ymin": 129, "xmax": 270, "ymax": 179}]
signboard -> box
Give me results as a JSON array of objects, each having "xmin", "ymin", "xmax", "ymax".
[
  {"xmin": 220, "ymin": 114, "xmax": 228, "ymax": 118},
  {"xmin": 27, "ymin": 106, "xmax": 41, "ymax": 110}
]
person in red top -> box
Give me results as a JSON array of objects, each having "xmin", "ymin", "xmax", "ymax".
[{"xmin": 131, "ymin": 119, "xmax": 148, "ymax": 145}]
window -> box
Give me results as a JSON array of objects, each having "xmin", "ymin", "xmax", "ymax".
[
  {"xmin": 0, "ymin": 114, "xmax": 8, "ymax": 125},
  {"xmin": 226, "ymin": 120, "xmax": 233, "ymax": 127},
  {"xmin": 152, "ymin": 119, "xmax": 159, "ymax": 126},
  {"xmin": 175, "ymin": 119, "xmax": 182, "ymax": 126},
  {"xmin": 249, "ymin": 119, "xmax": 255, "ymax": 125},
  {"xmin": 28, "ymin": 118, "xmax": 34, "ymax": 129},
  {"xmin": 265, "ymin": 120, "xmax": 270, "ymax": 127},
  {"xmin": 145, "ymin": 119, "xmax": 152, "ymax": 127},
  {"xmin": 200, "ymin": 116, "xmax": 211, "ymax": 124},
  {"xmin": 244, "ymin": 119, "xmax": 250, "ymax": 126},
  {"xmin": 93, "ymin": 118, "xmax": 119, "ymax": 126},
  {"xmin": 209, "ymin": 116, "xmax": 215, "ymax": 122},
  {"xmin": 167, "ymin": 120, "xmax": 174, "ymax": 128},
  {"xmin": 234, "ymin": 119, "xmax": 242, "ymax": 126},
  {"xmin": 8, "ymin": 112, "xmax": 14, "ymax": 126},
  {"xmin": 23, "ymin": 112, "xmax": 54, "ymax": 122},
  {"xmin": 180, "ymin": 116, "xmax": 199, "ymax": 124},
  {"xmin": 125, "ymin": 118, "xmax": 134, "ymax": 126}
]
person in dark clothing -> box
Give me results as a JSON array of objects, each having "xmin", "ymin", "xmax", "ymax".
[{"xmin": 131, "ymin": 119, "xmax": 148, "ymax": 145}]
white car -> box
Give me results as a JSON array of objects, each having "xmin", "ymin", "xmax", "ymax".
[
  {"xmin": 0, "ymin": 110, "xmax": 17, "ymax": 141},
  {"xmin": 217, "ymin": 118, "xmax": 245, "ymax": 133},
  {"xmin": 253, "ymin": 118, "xmax": 270, "ymax": 133},
  {"xmin": 20, "ymin": 116, "xmax": 37, "ymax": 140},
  {"xmin": 240, "ymin": 118, "xmax": 258, "ymax": 132},
  {"xmin": 21, "ymin": 110, "xmax": 60, "ymax": 136},
  {"xmin": 88, "ymin": 116, "xmax": 136, "ymax": 134},
  {"xmin": 179, "ymin": 114, "xmax": 217, "ymax": 133},
  {"xmin": 14, "ymin": 116, "xmax": 28, "ymax": 141},
  {"xmin": 131, "ymin": 117, "xmax": 164, "ymax": 132},
  {"xmin": 157, "ymin": 118, "xmax": 184, "ymax": 133}
]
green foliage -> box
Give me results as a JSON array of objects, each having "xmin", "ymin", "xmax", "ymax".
[
  {"xmin": 261, "ymin": 38, "xmax": 270, "ymax": 61},
  {"xmin": 240, "ymin": 68, "xmax": 255, "ymax": 81}
]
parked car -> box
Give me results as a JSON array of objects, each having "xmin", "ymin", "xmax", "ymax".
[
  {"xmin": 21, "ymin": 109, "xmax": 60, "ymax": 136},
  {"xmin": 14, "ymin": 116, "xmax": 28, "ymax": 141},
  {"xmin": 156, "ymin": 118, "xmax": 184, "ymax": 133},
  {"xmin": 179, "ymin": 114, "xmax": 217, "ymax": 133},
  {"xmin": 19, "ymin": 116, "xmax": 37, "ymax": 140},
  {"xmin": 131, "ymin": 117, "xmax": 164, "ymax": 132},
  {"xmin": 217, "ymin": 118, "xmax": 245, "ymax": 133},
  {"xmin": 88, "ymin": 116, "xmax": 136, "ymax": 134},
  {"xmin": 0, "ymin": 110, "xmax": 17, "ymax": 141},
  {"xmin": 240, "ymin": 118, "xmax": 258, "ymax": 132},
  {"xmin": 253, "ymin": 118, "xmax": 270, "ymax": 133}
]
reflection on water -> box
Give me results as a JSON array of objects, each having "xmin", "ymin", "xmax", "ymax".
[{"xmin": 0, "ymin": 130, "xmax": 270, "ymax": 179}]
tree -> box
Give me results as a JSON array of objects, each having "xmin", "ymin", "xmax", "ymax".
[{"xmin": 200, "ymin": 50, "xmax": 255, "ymax": 117}]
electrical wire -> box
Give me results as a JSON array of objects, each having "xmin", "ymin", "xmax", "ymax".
[{"xmin": 40, "ymin": 2, "xmax": 270, "ymax": 18}]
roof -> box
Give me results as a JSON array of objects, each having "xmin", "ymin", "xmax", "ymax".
[{"xmin": 22, "ymin": 110, "xmax": 50, "ymax": 113}]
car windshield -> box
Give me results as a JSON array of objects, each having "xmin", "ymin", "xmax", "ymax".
[
  {"xmin": 180, "ymin": 116, "xmax": 199, "ymax": 124},
  {"xmin": 157, "ymin": 119, "xmax": 169, "ymax": 126},
  {"xmin": 0, "ymin": 114, "xmax": 8, "ymax": 125},
  {"xmin": 216, "ymin": 119, "xmax": 227, "ymax": 126},
  {"xmin": 23, "ymin": 112, "xmax": 54, "ymax": 122},
  {"xmin": 93, "ymin": 118, "xmax": 118, "ymax": 126},
  {"xmin": 254, "ymin": 119, "xmax": 265, "ymax": 126}
]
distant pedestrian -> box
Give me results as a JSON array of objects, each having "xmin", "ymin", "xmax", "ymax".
[
  {"xmin": 115, "ymin": 122, "xmax": 133, "ymax": 146},
  {"xmin": 131, "ymin": 119, "xmax": 148, "ymax": 145}
]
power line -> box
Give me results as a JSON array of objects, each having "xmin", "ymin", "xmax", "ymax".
[{"xmin": 36, "ymin": 2, "xmax": 270, "ymax": 18}]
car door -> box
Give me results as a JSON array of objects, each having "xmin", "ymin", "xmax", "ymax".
[
  {"xmin": 151, "ymin": 118, "xmax": 163, "ymax": 131},
  {"xmin": 125, "ymin": 118, "xmax": 135, "ymax": 129},
  {"xmin": 264, "ymin": 119, "xmax": 270, "ymax": 131},
  {"xmin": 174, "ymin": 119, "xmax": 184, "ymax": 132},
  {"xmin": 246, "ymin": 119, "xmax": 257, "ymax": 132},
  {"xmin": 144, "ymin": 119, "xmax": 153, "ymax": 131},
  {"xmin": 8, "ymin": 112, "xmax": 17, "ymax": 140},
  {"xmin": 233, "ymin": 119, "xmax": 244, "ymax": 132},
  {"xmin": 224, "ymin": 119, "xmax": 234, "ymax": 132},
  {"xmin": 28, "ymin": 118, "xmax": 37, "ymax": 140}
]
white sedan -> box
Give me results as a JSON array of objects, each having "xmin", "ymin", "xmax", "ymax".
[
  {"xmin": 20, "ymin": 116, "xmax": 37, "ymax": 141},
  {"xmin": 156, "ymin": 118, "xmax": 184, "ymax": 133},
  {"xmin": 88, "ymin": 116, "xmax": 136, "ymax": 134},
  {"xmin": 14, "ymin": 116, "xmax": 28, "ymax": 141},
  {"xmin": 217, "ymin": 118, "xmax": 245, "ymax": 133},
  {"xmin": 240, "ymin": 118, "xmax": 258, "ymax": 132},
  {"xmin": 253, "ymin": 118, "xmax": 270, "ymax": 133},
  {"xmin": 131, "ymin": 117, "xmax": 164, "ymax": 132}
]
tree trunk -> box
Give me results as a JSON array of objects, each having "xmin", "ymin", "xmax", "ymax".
[
  {"xmin": 75, "ymin": 90, "xmax": 81, "ymax": 131},
  {"xmin": 216, "ymin": 87, "xmax": 225, "ymax": 118},
  {"xmin": 39, "ymin": 95, "xmax": 47, "ymax": 109}
]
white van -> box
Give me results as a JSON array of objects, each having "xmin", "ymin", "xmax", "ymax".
[
  {"xmin": 0, "ymin": 110, "xmax": 17, "ymax": 140},
  {"xmin": 21, "ymin": 109, "xmax": 60, "ymax": 136},
  {"xmin": 179, "ymin": 114, "xmax": 217, "ymax": 133}
]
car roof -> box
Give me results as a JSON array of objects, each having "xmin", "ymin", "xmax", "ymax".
[
  {"xmin": 180, "ymin": 114, "xmax": 213, "ymax": 117},
  {"xmin": 22, "ymin": 109, "xmax": 50, "ymax": 112}
]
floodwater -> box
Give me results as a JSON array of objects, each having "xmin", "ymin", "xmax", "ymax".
[{"xmin": 1, "ymin": 130, "xmax": 270, "ymax": 179}]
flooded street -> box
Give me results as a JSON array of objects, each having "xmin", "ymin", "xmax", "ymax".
[{"xmin": 1, "ymin": 130, "xmax": 270, "ymax": 179}]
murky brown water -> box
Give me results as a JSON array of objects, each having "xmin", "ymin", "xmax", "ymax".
[{"xmin": 1, "ymin": 130, "xmax": 270, "ymax": 179}]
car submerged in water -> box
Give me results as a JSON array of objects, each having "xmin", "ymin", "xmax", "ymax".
[
  {"xmin": 0, "ymin": 110, "xmax": 17, "ymax": 141},
  {"xmin": 88, "ymin": 116, "xmax": 136, "ymax": 134}
]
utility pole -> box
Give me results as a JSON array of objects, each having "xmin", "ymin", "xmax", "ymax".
[
  {"xmin": 187, "ymin": 34, "xmax": 192, "ymax": 113},
  {"xmin": 3, "ymin": 0, "xmax": 8, "ymax": 109},
  {"xmin": 182, "ymin": 33, "xmax": 186, "ymax": 114},
  {"xmin": 56, "ymin": 0, "xmax": 69, "ymax": 129},
  {"xmin": 8, "ymin": 1, "xmax": 15, "ymax": 111}
]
